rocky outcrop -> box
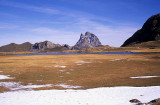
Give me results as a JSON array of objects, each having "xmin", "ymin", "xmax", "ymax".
[
  {"xmin": 129, "ymin": 99, "xmax": 141, "ymax": 104},
  {"xmin": 31, "ymin": 41, "xmax": 61, "ymax": 51},
  {"xmin": 0, "ymin": 42, "xmax": 33, "ymax": 52},
  {"xmin": 72, "ymin": 32, "xmax": 102, "ymax": 49},
  {"xmin": 122, "ymin": 13, "xmax": 160, "ymax": 47},
  {"xmin": 129, "ymin": 98, "xmax": 160, "ymax": 105}
]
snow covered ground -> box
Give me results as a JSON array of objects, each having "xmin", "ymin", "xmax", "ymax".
[{"xmin": 0, "ymin": 86, "xmax": 160, "ymax": 105}]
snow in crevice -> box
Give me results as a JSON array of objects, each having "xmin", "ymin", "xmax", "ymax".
[{"xmin": 130, "ymin": 75, "xmax": 160, "ymax": 79}]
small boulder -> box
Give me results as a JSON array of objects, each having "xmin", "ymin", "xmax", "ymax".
[{"xmin": 130, "ymin": 99, "xmax": 141, "ymax": 103}]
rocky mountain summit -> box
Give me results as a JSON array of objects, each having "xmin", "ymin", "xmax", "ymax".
[
  {"xmin": 122, "ymin": 13, "xmax": 160, "ymax": 47},
  {"xmin": 31, "ymin": 41, "xmax": 71, "ymax": 52},
  {"xmin": 72, "ymin": 32, "xmax": 102, "ymax": 49},
  {"xmin": 31, "ymin": 41, "xmax": 61, "ymax": 51}
]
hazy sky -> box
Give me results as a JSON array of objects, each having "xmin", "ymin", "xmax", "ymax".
[{"xmin": 0, "ymin": 0, "xmax": 160, "ymax": 47}]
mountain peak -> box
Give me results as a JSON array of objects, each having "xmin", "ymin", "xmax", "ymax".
[
  {"xmin": 72, "ymin": 32, "xmax": 102, "ymax": 49},
  {"xmin": 85, "ymin": 32, "xmax": 91, "ymax": 36}
]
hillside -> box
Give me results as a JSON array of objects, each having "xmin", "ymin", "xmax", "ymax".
[
  {"xmin": 122, "ymin": 13, "xmax": 160, "ymax": 47},
  {"xmin": 0, "ymin": 42, "xmax": 33, "ymax": 52}
]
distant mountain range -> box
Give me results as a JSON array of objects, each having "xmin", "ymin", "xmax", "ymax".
[
  {"xmin": 0, "ymin": 41, "xmax": 71, "ymax": 52},
  {"xmin": 0, "ymin": 32, "xmax": 103, "ymax": 52},
  {"xmin": 121, "ymin": 13, "xmax": 160, "ymax": 47}
]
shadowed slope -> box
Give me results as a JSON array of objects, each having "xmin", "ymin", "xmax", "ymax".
[{"xmin": 122, "ymin": 13, "xmax": 160, "ymax": 47}]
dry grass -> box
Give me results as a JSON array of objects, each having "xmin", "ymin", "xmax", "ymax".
[
  {"xmin": 64, "ymin": 46, "xmax": 160, "ymax": 53},
  {"xmin": 0, "ymin": 53, "xmax": 160, "ymax": 92},
  {"xmin": 0, "ymin": 86, "xmax": 10, "ymax": 92},
  {"xmin": 0, "ymin": 52, "xmax": 34, "ymax": 56}
]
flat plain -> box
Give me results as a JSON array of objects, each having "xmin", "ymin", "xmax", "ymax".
[{"xmin": 0, "ymin": 52, "xmax": 160, "ymax": 92}]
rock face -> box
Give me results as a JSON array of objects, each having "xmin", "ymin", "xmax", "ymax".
[
  {"xmin": 72, "ymin": 32, "xmax": 102, "ymax": 49},
  {"xmin": 122, "ymin": 13, "xmax": 160, "ymax": 47},
  {"xmin": 0, "ymin": 42, "xmax": 33, "ymax": 52},
  {"xmin": 31, "ymin": 41, "xmax": 61, "ymax": 51}
]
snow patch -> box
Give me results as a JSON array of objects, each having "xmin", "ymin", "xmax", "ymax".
[
  {"xmin": 43, "ymin": 66, "xmax": 53, "ymax": 67},
  {"xmin": 69, "ymin": 69, "xmax": 74, "ymax": 71},
  {"xmin": 19, "ymin": 84, "xmax": 52, "ymax": 89},
  {"xmin": 54, "ymin": 65, "xmax": 66, "ymax": 68},
  {"xmin": 0, "ymin": 86, "xmax": 160, "ymax": 105},
  {"xmin": 0, "ymin": 82, "xmax": 52, "ymax": 91},
  {"xmin": 28, "ymin": 83, "xmax": 33, "ymax": 85},
  {"xmin": 110, "ymin": 59, "xmax": 122, "ymax": 61},
  {"xmin": 44, "ymin": 65, "xmax": 67, "ymax": 68},
  {"xmin": 110, "ymin": 58, "xmax": 129, "ymax": 61},
  {"xmin": 77, "ymin": 64, "xmax": 82, "ymax": 65},
  {"xmin": 75, "ymin": 61, "xmax": 91, "ymax": 64},
  {"xmin": 0, "ymin": 82, "xmax": 21, "ymax": 89},
  {"xmin": 54, "ymin": 83, "xmax": 83, "ymax": 89},
  {"xmin": 0, "ymin": 75, "xmax": 14, "ymax": 80},
  {"xmin": 59, "ymin": 70, "xmax": 66, "ymax": 72},
  {"xmin": 66, "ymin": 72, "xmax": 70, "ymax": 74},
  {"xmin": 130, "ymin": 76, "xmax": 160, "ymax": 79}
]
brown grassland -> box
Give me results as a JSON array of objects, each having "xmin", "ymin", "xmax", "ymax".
[{"xmin": 0, "ymin": 52, "xmax": 160, "ymax": 92}]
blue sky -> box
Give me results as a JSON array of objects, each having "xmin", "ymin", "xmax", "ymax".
[{"xmin": 0, "ymin": 0, "xmax": 160, "ymax": 47}]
